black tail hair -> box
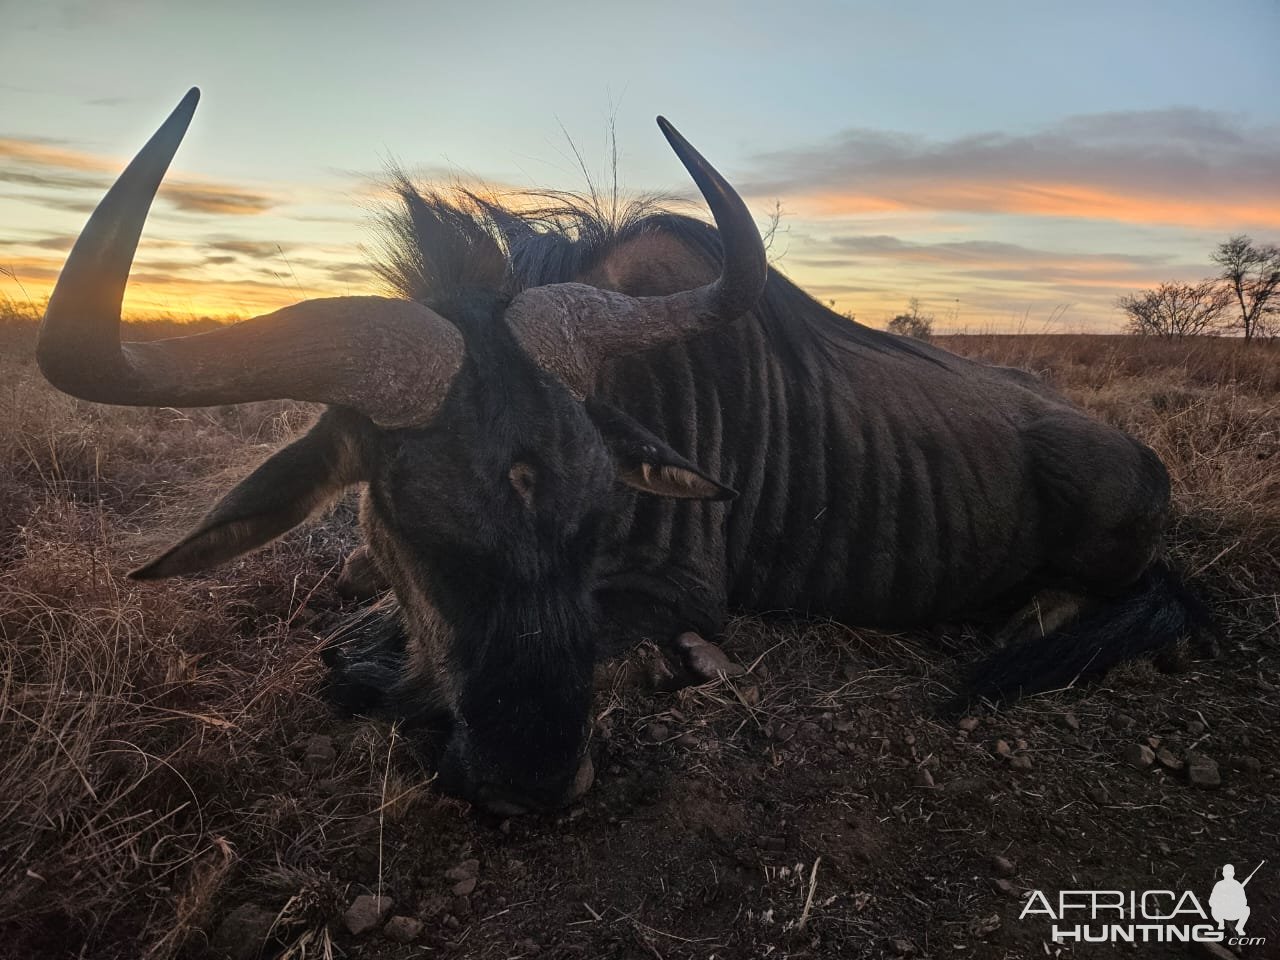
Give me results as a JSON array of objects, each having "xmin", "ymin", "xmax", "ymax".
[{"xmin": 964, "ymin": 562, "xmax": 1214, "ymax": 705}]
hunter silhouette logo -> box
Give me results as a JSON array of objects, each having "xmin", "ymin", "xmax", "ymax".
[
  {"xmin": 1210, "ymin": 861, "xmax": 1264, "ymax": 936},
  {"xmin": 1019, "ymin": 859, "xmax": 1268, "ymax": 946}
]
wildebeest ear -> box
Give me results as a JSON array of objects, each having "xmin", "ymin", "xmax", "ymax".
[
  {"xmin": 130, "ymin": 412, "xmax": 365, "ymax": 579},
  {"xmin": 585, "ymin": 399, "xmax": 735, "ymax": 501}
]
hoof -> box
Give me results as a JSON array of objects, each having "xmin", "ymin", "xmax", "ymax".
[
  {"xmin": 673, "ymin": 631, "xmax": 745, "ymax": 683},
  {"xmin": 642, "ymin": 633, "xmax": 745, "ymax": 692}
]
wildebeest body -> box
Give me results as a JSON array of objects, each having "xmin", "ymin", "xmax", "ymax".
[
  {"xmin": 551, "ymin": 227, "xmax": 1167, "ymax": 652},
  {"xmin": 38, "ymin": 90, "xmax": 1200, "ymax": 814}
]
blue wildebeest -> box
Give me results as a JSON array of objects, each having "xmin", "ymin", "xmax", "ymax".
[{"xmin": 38, "ymin": 89, "xmax": 1206, "ymax": 815}]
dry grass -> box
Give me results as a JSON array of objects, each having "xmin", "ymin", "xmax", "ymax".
[
  {"xmin": 0, "ymin": 309, "xmax": 1276, "ymax": 957},
  {"xmin": 0, "ymin": 313, "xmax": 394, "ymax": 958}
]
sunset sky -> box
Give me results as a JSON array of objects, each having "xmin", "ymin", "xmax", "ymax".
[{"xmin": 3, "ymin": 0, "xmax": 1278, "ymax": 331}]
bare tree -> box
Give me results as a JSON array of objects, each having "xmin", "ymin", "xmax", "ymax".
[
  {"xmin": 1211, "ymin": 235, "xmax": 1280, "ymax": 341},
  {"xmin": 886, "ymin": 297, "xmax": 934, "ymax": 340},
  {"xmin": 1117, "ymin": 280, "xmax": 1230, "ymax": 339}
]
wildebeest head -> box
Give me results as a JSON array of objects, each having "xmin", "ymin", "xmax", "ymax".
[{"xmin": 37, "ymin": 89, "xmax": 767, "ymax": 814}]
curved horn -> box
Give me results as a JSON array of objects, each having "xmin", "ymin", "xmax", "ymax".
[
  {"xmin": 506, "ymin": 116, "xmax": 767, "ymax": 396},
  {"xmin": 38, "ymin": 89, "xmax": 464, "ymax": 428}
]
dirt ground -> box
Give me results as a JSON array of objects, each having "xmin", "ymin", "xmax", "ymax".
[{"xmin": 1, "ymin": 316, "xmax": 1277, "ymax": 959}]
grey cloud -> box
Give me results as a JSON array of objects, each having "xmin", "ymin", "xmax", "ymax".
[
  {"xmin": 823, "ymin": 235, "xmax": 1170, "ymax": 268},
  {"xmin": 741, "ymin": 108, "xmax": 1280, "ymax": 205},
  {"xmin": 208, "ymin": 240, "xmax": 289, "ymax": 258}
]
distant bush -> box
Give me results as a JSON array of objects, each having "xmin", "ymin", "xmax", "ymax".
[
  {"xmin": 886, "ymin": 298, "xmax": 934, "ymax": 341},
  {"xmin": 1118, "ymin": 235, "xmax": 1279, "ymax": 341},
  {"xmin": 1117, "ymin": 280, "xmax": 1229, "ymax": 339}
]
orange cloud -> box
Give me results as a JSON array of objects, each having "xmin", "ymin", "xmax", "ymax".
[
  {"xmin": 0, "ymin": 137, "xmax": 122, "ymax": 172},
  {"xmin": 0, "ymin": 135, "xmax": 278, "ymax": 216},
  {"xmin": 786, "ymin": 181, "xmax": 1280, "ymax": 231}
]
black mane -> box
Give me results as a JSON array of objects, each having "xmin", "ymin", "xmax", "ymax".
[{"xmin": 372, "ymin": 176, "xmax": 948, "ymax": 370}]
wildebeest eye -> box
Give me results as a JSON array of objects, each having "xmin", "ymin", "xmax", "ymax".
[{"xmin": 508, "ymin": 462, "xmax": 536, "ymax": 506}]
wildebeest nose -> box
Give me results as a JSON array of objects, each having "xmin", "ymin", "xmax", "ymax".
[{"xmin": 475, "ymin": 754, "xmax": 594, "ymax": 816}]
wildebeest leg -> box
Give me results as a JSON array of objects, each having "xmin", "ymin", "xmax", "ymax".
[
  {"xmin": 1027, "ymin": 414, "xmax": 1171, "ymax": 591},
  {"xmin": 335, "ymin": 543, "xmax": 389, "ymax": 603},
  {"xmin": 994, "ymin": 589, "xmax": 1093, "ymax": 647},
  {"xmin": 321, "ymin": 595, "xmax": 409, "ymax": 714},
  {"xmin": 322, "ymin": 596, "xmax": 453, "ymax": 740},
  {"xmin": 596, "ymin": 581, "xmax": 740, "ymax": 688},
  {"xmin": 962, "ymin": 416, "xmax": 1212, "ymax": 703}
]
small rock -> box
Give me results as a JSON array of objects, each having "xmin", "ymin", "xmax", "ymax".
[
  {"xmin": 302, "ymin": 734, "xmax": 336, "ymax": 772},
  {"xmin": 1063, "ymin": 712, "xmax": 1080, "ymax": 731},
  {"xmin": 676, "ymin": 732, "xmax": 700, "ymax": 749},
  {"xmin": 890, "ymin": 939, "xmax": 917, "ymax": 956},
  {"xmin": 913, "ymin": 768, "xmax": 935, "ymax": 788},
  {"xmin": 383, "ymin": 915, "xmax": 424, "ymax": 944},
  {"xmin": 210, "ymin": 904, "xmax": 277, "ymax": 960},
  {"xmin": 992, "ymin": 855, "xmax": 1016, "ymax": 877},
  {"xmin": 993, "ymin": 739, "xmax": 1011, "ymax": 756},
  {"xmin": 644, "ymin": 722, "xmax": 670, "ymax": 743},
  {"xmin": 1240, "ymin": 756, "xmax": 1262, "ymax": 774},
  {"xmin": 1186, "ymin": 719, "xmax": 1206, "ymax": 736},
  {"xmin": 1109, "ymin": 713, "xmax": 1136, "ymax": 732},
  {"xmin": 445, "ymin": 858, "xmax": 480, "ymax": 882},
  {"xmin": 1187, "ymin": 753, "xmax": 1221, "ymax": 789},
  {"xmin": 418, "ymin": 894, "xmax": 449, "ymax": 917},
  {"xmin": 1146, "ymin": 735, "xmax": 1161, "ymax": 749},
  {"xmin": 957, "ymin": 717, "xmax": 980, "ymax": 732},
  {"xmin": 993, "ymin": 877, "xmax": 1020, "ymax": 898},
  {"xmin": 1156, "ymin": 747, "xmax": 1183, "ymax": 771},
  {"xmin": 968, "ymin": 913, "xmax": 1001, "ymax": 937},
  {"xmin": 344, "ymin": 895, "xmax": 393, "ymax": 936},
  {"xmin": 646, "ymin": 655, "xmax": 676, "ymax": 690},
  {"xmin": 451, "ymin": 877, "xmax": 477, "ymax": 896},
  {"xmin": 740, "ymin": 685, "xmax": 762, "ymax": 706},
  {"xmin": 1122, "ymin": 743, "xmax": 1155, "ymax": 770},
  {"xmin": 1009, "ymin": 755, "xmax": 1033, "ymax": 773},
  {"xmin": 757, "ymin": 835, "xmax": 787, "ymax": 852}
]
